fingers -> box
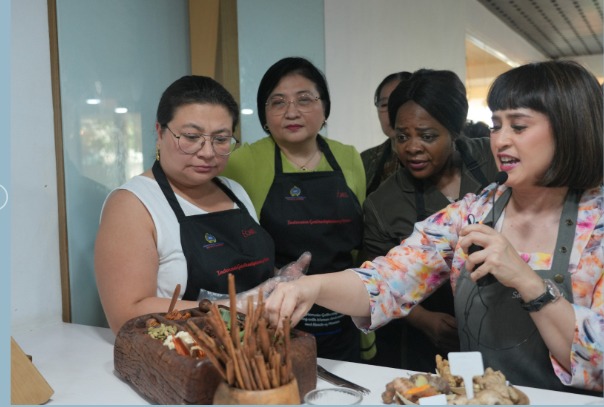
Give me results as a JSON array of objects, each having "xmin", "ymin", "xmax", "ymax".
[
  {"xmin": 432, "ymin": 315, "xmax": 460, "ymax": 349},
  {"xmin": 469, "ymin": 268, "xmax": 489, "ymax": 283},
  {"xmin": 460, "ymin": 226, "xmax": 496, "ymax": 273},
  {"xmin": 466, "ymin": 250, "xmax": 487, "ymax": 273},
  {"xmin": 264, "ymin": 276, "xmax": 317, "ymax": 329},
  {"xmin": 459, "ymin": 224, "xmax": 492, "ymax": 252},
  {"xmin": 264, "ymin": 282, "xmax": 302, "ymax": 328},
  {"xmin": 441, "ymin": 314, "xmax": 457, "ymax": 329},
  {"xmin": 264, "ymin": 285, "xmax": 287, "ymax": 327},
  {"xmin": 289, "ymin": 306, "xmax": 308, "ymax": 328},
  {"xmin": 276, "ymin": 252, "xmax": 312, "ymax": 278},
  {"xmin": 297, "ymin": 251, "xmax": 312, "ymax": 271}
]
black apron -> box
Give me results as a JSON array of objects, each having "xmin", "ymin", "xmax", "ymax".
[
  {"xmin": 259, "ymin": 136, "xmax": 364, "ymax": 361},
  {"xmin": 152, "ymin": 161, "xmax": 275, "ymax": 300},
  {"xmin": 455, "ymin": 188, "xmax": 596, "ymax": 394}
]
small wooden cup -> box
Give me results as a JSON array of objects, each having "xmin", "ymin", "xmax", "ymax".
[{"xmin": 212, "ymin": 378, "xmax": 300, "ymax": 405}]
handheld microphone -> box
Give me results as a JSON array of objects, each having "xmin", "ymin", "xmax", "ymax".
[{"xmin": 469, "ymin": 171, "xmax": 508, "ymax": 286}]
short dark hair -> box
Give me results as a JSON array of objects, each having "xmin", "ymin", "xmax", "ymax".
[
  {"xmin": 388, "ymin": 69, "xmax": 468, "ymax": 139},
  {"xmin": 463, "ymin": 120, "xmax": 491, "ymax": 139},
  {"xmin": 156, "ymin": 75, "xmax": 239, "ymax": 131},
  {"xmin": 257, "ymin": 57, "xmax": 330, "ymax": 133},
  {"xmin": 374, "ymin": 71, "xmax": 412, "ymax": 106},
  {"xmin": 487, "ymin": 60, "xmax": 603, "ymax": 189}
]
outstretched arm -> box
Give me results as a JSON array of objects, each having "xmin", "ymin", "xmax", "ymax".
[{"xmin": 264, "ymin": 270, "xmax": 370, "ymax": 328}]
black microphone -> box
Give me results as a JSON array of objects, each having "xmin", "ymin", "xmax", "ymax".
[{"xmin": 469, "ymin": 171, "xmax": 508, "ymax": 286}]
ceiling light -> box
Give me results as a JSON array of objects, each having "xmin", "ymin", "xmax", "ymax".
[{"xmin": 467, "ymin": 36, "xmax": 520, "ymax": 68}]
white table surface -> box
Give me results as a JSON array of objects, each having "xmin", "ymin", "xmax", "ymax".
[{"xmin": 11, "ymin": 322, "xmax": 604, "ymax": 405}]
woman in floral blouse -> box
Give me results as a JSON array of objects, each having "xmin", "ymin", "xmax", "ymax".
[{"xmin": 265, "ymin": 60, "xmax": 603, "ymax": 394}]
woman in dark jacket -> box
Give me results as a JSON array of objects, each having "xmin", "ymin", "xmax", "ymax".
[{"xmin": 362, "ymin": 69, "xmax": 498, "ymax": 370}]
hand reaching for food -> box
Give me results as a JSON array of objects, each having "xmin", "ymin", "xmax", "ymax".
[{"xmin": 197, "ymin": 252, "xmax": 312, "ymax": 312}]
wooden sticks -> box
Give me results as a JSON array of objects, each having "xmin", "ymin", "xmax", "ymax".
[
  {"xmin": 167, "ymin": 283, "xmax": 181, "ymax": 313},
  {"xmin": 187, "ymin": 274, "xmax": 294, "ymax": 390}
]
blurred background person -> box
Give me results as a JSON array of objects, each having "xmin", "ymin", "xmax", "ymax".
[
  {"xmin": 223, "ymin": 57, "xmax": 366, "ymax": 362},
  {"xmin": 362, "ymin": 71, "xmax": 411, "ymax": 196},
  {"xmin": 464, "ymin": 120, "xmax": 491, "ymax": 139}
]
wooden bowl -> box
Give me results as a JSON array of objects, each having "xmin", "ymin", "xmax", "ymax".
[{"xmin": 213, "ymin": 377, "xmax": 300, "ymax": 405}]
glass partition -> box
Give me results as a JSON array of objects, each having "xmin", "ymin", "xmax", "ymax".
[
  {"xmin": 237, "ymin": 0, "xmax": 325, "ymax": 144},
  {"xmin": 54, "ymin": 0, "xmax": 190, "ymax": 326},
  {"xmin": 53, "ymin": 0, "xmax": 326, "ymax": 327}
]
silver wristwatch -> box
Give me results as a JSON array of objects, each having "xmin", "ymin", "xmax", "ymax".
[{"xmin": 519, "ymin": 279, "xmax": 563, "ymax": 312}]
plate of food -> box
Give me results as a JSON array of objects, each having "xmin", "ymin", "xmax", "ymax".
[{"xmin": 382, "ymin": 355, "xmax": 530, "ymax": 405}]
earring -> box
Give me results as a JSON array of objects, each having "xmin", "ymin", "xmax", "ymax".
[
  {"xmin": 263, "ymin": 124, "xmax": 270, "ymax": 132},
  {"xmin": 156, "ymin": 147, "xmax": 160, "ymax": 161},
  {"xmin": 322, "ymin": 120, "xmax": 327, "ymax": 128}
]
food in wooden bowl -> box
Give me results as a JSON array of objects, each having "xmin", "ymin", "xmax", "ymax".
[{"xmin": 114, "ymin": 304, "xmax": 317, "ymax": 405}]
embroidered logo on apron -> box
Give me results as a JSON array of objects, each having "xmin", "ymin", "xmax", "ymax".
[
  {"xmin": 286, "ymin": 185, "xmax": 305, "ymax": 201},
  {"xmin": 203, "ymin": 233, "xmax": 224, "ymax": 249}
]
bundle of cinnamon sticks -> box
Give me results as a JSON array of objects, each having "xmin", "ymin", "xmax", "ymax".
[{"xmin": 186, "ymin": 274, "xmax": 293, "ymax": 390}]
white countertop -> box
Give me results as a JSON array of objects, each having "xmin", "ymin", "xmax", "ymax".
[{"xmin": 11, "ymin": 322, "xmax": 603, "ymax": 405}]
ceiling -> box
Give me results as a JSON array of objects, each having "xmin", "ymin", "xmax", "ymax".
[{"xmin": 476, "ymin": 0, "xmax": 603, "ymax": 59}]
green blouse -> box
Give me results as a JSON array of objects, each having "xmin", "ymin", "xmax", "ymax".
[{"xmin": 222, "ymin": 135, "xmax": 366, "ymax": 219}]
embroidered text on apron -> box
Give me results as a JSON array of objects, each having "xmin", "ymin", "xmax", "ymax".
[
  {"xmin": 152, "ymin": 161, "xmax": 275, "ymax": 300},
  {"xmin": 455, "ymin": 187, "xmax": 582, "ymax": 392},
  {"xmin": 259, "ymin": 136, "xmax": 363, "ymax": 361}
]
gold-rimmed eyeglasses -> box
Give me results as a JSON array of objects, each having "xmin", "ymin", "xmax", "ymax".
[
  {"xmin": 265, "ymin": 93, "xmax": 321, "ymax": 115},
  {"xmin": 165, "ymin": 126, "xmax": 239, "ymax": 156}
]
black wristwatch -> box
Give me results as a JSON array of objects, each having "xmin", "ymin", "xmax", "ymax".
[{"xmin": 519, "ymin": 279, "xmax": 563, "ymax": 312}]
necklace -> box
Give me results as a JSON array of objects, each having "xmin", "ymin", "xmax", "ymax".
[{"xmin": 289, "ymin": 149, "xmax": 320, "ymax": 171}]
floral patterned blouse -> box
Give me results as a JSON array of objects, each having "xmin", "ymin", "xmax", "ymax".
[{"xmin": 354, "ymin": 184, "xmax": 603, "ymax": 391}]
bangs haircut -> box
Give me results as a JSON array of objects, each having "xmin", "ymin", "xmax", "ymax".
[{"xmin": 487, "ymin": 61, "xmax": 603, "ymax": 189}]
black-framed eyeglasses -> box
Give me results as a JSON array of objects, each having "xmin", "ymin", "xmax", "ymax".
[
  {"xmin": 265, "ymin": 93, "xmax": 321, "ymax": 115},
  {"xmin": 165, "ymin": 126, "xmax": 239, "ymax": 156}
]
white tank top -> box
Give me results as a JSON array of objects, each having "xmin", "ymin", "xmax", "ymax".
[{"xmin": 112, "ymin": 175, "xmax": 259, "ymax": 299}]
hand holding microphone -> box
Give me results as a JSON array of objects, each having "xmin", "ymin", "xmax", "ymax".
[
  {"xmin": 467, "ymin": 230, "xmax": 497, "ymax": 286},
  {"xmin": 467, "ymin": 171, "xmax": 508, "ymax": 287}
]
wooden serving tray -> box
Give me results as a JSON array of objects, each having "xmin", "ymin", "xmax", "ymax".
[{"xmin": 114, "ymin": 308, "xmax": 317, "ymax": 405}]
